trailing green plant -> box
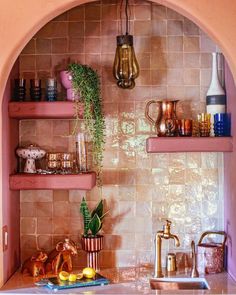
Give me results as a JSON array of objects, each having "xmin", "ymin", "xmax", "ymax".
[
  {"xmin": 80, "ymin": 197, "xmax": 108, "ymax": 237},
  {"xmin": 67, "ymin": 63, "xmax": 105, "ymax": 182}
]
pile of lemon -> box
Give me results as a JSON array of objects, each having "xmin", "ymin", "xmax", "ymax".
[{"xmin": 59, "ymin": 267, "xmax": 96, "ymax": 282}]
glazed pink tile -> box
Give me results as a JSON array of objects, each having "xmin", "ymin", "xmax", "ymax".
[
  {"xmin": 20, "ymin": 202, "xmax": 36, "ymax": 217},
  {"xmin": 69, "ymin": 22, "xmax": 84, "ymax": 37},
  {"xmin": 21, "ymin": 235, "xmax": 37, "ymax": 250},
  {"xmin": 134, "ymin": 5, "xmax": 151, "ymax": 20},
  {"xmin": 20, "ymin": 190, "xmax": 53, "ymax": 202},
  {"xmin": 68, "ymin": 38, "xmax": 85, "ymax": 53},
  {"xmin": 85, "ymin": 21, "xmax": 101, "ymax": 36},
  {"xmin": 101, "ymin": 4, "xmax": 118, "ymax": 20},
  {"xmin": 184, "ymin": 52, "xmax": 200, "ymax": 67},
  {"xmin": 37, "ymin": 217, "xmax": 53, "ymax": 234},
  {"xmin": 134, "ymin": 21, "xmax": 152, "ymax": 36},
  {"xmin": 167, "ymin": 36, "xmax": 183, "ymax": 51},
  {"xmin": 53, "ymin": 190, "xmax": 69, "ymax": 202},
  {"xmin": 85, "ymin": 4, "xmax": 101, "ymax": 21},
  {"xmin": 53, "ymin": 201, "xmax": 70, "ymax": 217},
  {"xmin": 52, "ymin": 38, "xmax": 68, "ymax": 54},
  {"xmin": 21, "ymin": 218, "xmax": 36, "ymax": 234},
  {"xmin": 184, "ymin": 68, "xmax": 200, "ymax": 85},
  {"xmin": 53, "ymin": 217, "xmax": 70, "ymax": 234},
  {"xmin": 36, "ymin": 202, "xmax": 53, "ymax": 217},
  {"xmin": 37, "ymin": 235, "xmax": 53, "ymax": 251},
  {"xmin": 167, "ymin": 20, "xmax": 183, "ymax": 36},
  {"xmin": 184, "ymin": 36, "xmax": 200, "ymax": 52},
  {"xmin": 151, "ymin": 4, "xmax": 166, "ymax": 20},
  {"xmin": 19, "ymin": 55, "xmax": 36, "ymax": 71}
]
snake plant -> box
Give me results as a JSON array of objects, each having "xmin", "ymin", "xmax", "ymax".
[{"xmin": 80, "ymin": 197, "xmax": 108, "ymax": 237}]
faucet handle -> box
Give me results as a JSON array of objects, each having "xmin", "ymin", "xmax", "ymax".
[
  {"xmin": 166, "ymin": 220, "xmax": 172, "ymax": 226},
  {"xmin": 163, "ymin": 220, "xmax": 172, "ymax": 234}
]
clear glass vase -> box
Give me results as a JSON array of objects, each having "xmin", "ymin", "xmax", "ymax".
[{"xmin": 75, "ymin": 133, "xmax": 88, "ymax": 172}]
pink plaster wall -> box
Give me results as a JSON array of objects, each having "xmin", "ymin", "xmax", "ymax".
[
  {"xmin": 224, "ymin": 63, "xmax": 236, "ymax": 281},
  {"xmin": 2, "ymin": 61, "xmax": 20, "ymax": 282},
  {"xmin": 1, "ymin": 0, "xmax": 236, "ymax": 287}
]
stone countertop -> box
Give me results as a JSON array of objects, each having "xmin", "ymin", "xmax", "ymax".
[{"xmin": 1, "ymin": 267, "xmax": 236, "ymax": 294}]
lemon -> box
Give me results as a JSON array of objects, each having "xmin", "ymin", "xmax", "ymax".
[
  {"xmin": 76, "ymin": 273, "xmax": 83, "ymax": 280},
  {"xmin": 68, "ymin": 273, "xmax": 77, "ymax": 282},
  {"xmin": 82, "ymin": 267, "xmax": 96, "ymax": 279},
  {"xmin": 59, "ymin": 271, "xmax": 69, "ymax": 281}
]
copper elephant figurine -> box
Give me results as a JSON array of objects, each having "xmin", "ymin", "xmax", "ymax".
[
  {"xmin": 21, "ymin": 251, "xmax": 48, "ymax": 277},
  {"xmin": 45, "ymin": 238, "xmax": 78, "ymax": 274}
]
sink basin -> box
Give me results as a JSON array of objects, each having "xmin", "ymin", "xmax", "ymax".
[{"xmin": 150, "ymin": 277, "xmax": 210, "ymax": 290}]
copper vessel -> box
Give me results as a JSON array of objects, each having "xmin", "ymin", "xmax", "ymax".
[
  {"xmin": 197, "ymin": 231, "xmax": 227, "ymax": 274},
  {"xmin": 145, "ymin": 100, "xmax": 179, "ymax": 136}
]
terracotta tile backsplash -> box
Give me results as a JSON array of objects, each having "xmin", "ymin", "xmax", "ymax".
[{"xmin": 19, "ymin": 0, "xmax": 224, "ymax": 268}]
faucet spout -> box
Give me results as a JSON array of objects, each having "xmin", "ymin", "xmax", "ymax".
[
  {"xmin": 170, "ymin": 234, "xmax": 180, "ymax": 247},
  {"xmin": 154, "ymin": 220, "xmax": 180, "ymax": 278}
]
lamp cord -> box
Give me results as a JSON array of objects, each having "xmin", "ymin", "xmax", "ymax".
[
  {"xmin": 125, "ymin": 0, "xmax": 129, "ymax": 35},
  {"xmin": 119, "ymin": 0, "xmax": 130, "ymax": 35}
]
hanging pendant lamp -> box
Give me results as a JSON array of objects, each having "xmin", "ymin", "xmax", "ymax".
[{"xmin": 113, "ymin": 0, "xmax": 139, "ymax": 89}]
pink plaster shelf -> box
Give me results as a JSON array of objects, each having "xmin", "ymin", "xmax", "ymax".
[
  {"xmin": 146, "ymin": 137, "xmax": 233, "ymax": 153},
  {"xmin": 9, "ymin": 172, "xmax": 96, "ymax": 190},
  {"xmin": 8, "ymin": 101, "xmax": 80, "ymax": 119}
]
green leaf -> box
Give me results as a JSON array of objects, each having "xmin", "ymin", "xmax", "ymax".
[
  {"xmin": 88, "ymin": 213, "xmax": 102, "ymax": 236},
  {"xmin": 91, "ymin": 199, "xmax": 103, "ymax": 218},
  {"xmin": 80, "ymin": 197, "xmax": 91, "ymax": 236}
]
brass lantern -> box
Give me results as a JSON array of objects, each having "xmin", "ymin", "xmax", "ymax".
[{"xmin": 113, "ymin": 0, "xmax": 139, "ymax": 89}]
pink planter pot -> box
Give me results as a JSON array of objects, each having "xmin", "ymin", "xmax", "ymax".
[
  {"xmin": 60, "ymin": 70, "xmax": 79, "ymax": 101},
  {"xmin": 81, "ymin": 235, "xmax": 103, "ymax": 271}
]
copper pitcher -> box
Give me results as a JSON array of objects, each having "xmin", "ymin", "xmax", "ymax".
[{"xmin": 145, "ymin": 100, "xmax": 179, "ymax": 136}]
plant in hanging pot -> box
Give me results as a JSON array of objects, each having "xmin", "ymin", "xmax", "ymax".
[
  {"xmin": 80, "ymin": 197, "xmax": 108, "ymax": 271},
  {"xmin": 60, "ymin": 63, "xmax": 105, "ymax": 184}
]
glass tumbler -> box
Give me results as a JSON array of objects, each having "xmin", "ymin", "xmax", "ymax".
[
  {"xmin": 214, "ymin": 113, "xmax": 231, "ymax": 136},
  {"xmin": 176, "ymin": 119, "xmax": 192, "ymax": 136},
  {"xmin": 197, "ymin": 113, "xmax": 211, "ymax": 137}
]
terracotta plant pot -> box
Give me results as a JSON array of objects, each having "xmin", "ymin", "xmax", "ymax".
[{"xmin": 81, "ymin": 235, "xmax": 103, "ymax": 271}]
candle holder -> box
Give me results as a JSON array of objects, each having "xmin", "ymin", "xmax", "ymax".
[
  {"xmin": 46, "ymin": 78, "xmax": 57, "ymax": 101},
  {"xmin": 13, "ymin": 78, "xmax": 26, "ymax": 101},
  {"xmin": 30, "ymin": 79, "xmax": 42, "ymax": 101}
]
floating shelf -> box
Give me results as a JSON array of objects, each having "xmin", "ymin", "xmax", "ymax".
[
  {"xmin": 8, "ymin": 101, "xmax": 83, "ymax": 119},
  {"xmin": 146, "ymin": 137, "xmax": 233, "ymax": 153},
  {"xmin": 9, "ymin": 172, "xmax": 96, "ymax": 190}
]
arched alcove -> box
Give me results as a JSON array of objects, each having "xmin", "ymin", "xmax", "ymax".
[{"xmin": 1, "ymin": 0, "xmax": 236, "ymax": 288}]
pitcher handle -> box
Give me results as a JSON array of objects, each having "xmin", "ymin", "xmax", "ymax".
[
  {"xmin": 145, "ymin": 100, "xmax": 158, "ymax": 125},
  {"xmin": 198, "ymin": 231, "xmax": 227, "ymax": 246}
]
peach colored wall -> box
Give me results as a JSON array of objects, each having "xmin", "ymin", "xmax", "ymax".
[
  {"xmin": 2, "ymin": 63, "xmax": 21, "ymax": 283},
  {"xmin": 1, "ymin": 0, "xmax": 236, "ymax": 287},
  {"xmin": 224, "ymin": 63, "xmax": 236, "ymax": 281},
  {"xmin": 18, "ymin": 1, "xmax": 223, "ymax": 270}
]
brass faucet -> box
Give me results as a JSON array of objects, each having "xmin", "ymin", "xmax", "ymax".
[{"xmin": 154, "ymin": 220, "xmax": 180, "ymax": 278}]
